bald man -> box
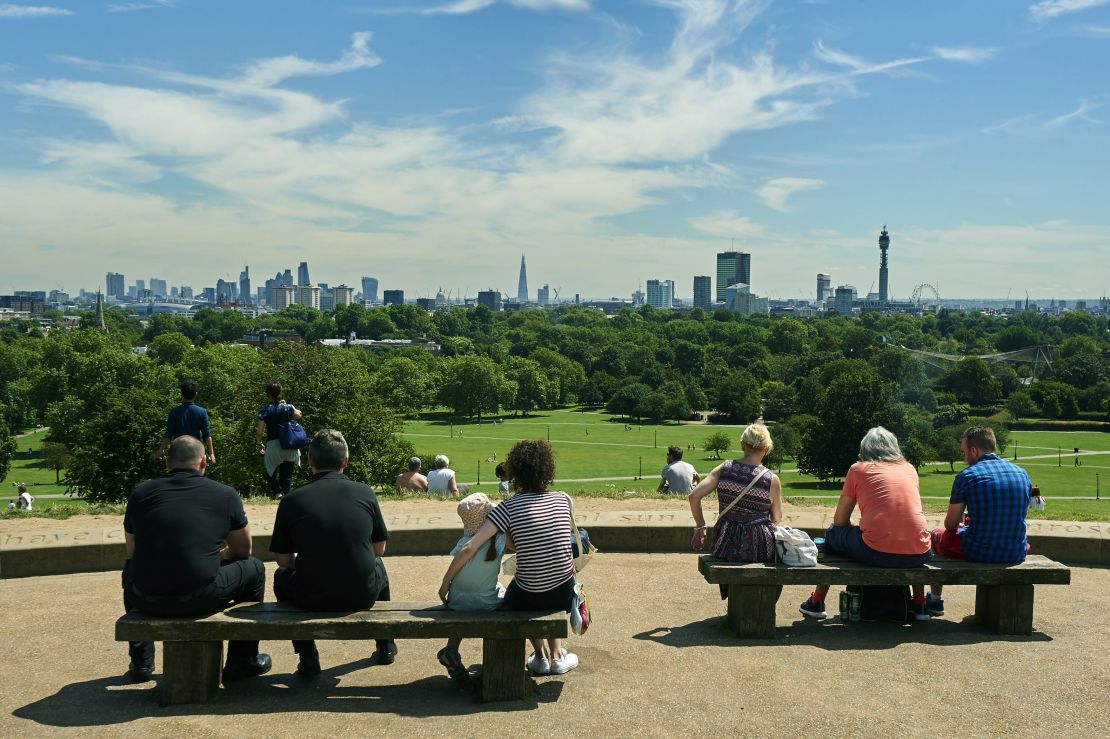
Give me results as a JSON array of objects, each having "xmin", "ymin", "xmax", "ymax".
[{"xmin": 121, "ymin": 437, "xmax": 271, "ymax": 683}]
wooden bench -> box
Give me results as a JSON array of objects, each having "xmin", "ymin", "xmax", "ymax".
[
  {"xmin": 115, "ymin": 601, "xmax": 567, "ymax": 706},
  {"xmin": 698, "ymin": 554, "xmax": 1071, "ymax": 638}
]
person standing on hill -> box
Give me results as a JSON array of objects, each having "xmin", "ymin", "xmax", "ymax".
[
  {"xmin": 256, "ymin": 381, "xmax": 303, "ymax": 498},
  {"xmin": 156, "ymin": 380, "xmax": 215, "ymax": 464}
]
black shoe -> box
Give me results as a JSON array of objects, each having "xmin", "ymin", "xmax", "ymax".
[
  {"xmin": 296, "ymin": 647, "xmax": 322, "ymax": 678},
  {"xmin": 128, "ymin": 661, "xmax": 154, "ymax": 683},
  {"xmin": 223, "ymin": 653, "xmax": 272, "ymax": 682},
  {"xmin": 373, "ymin": 641, "xmax": 397, "ymax": 666}
]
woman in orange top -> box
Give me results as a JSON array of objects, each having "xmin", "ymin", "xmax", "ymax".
[{"xmin": 799, "ymin": 427, "xmax": 932, "ymax": 621}]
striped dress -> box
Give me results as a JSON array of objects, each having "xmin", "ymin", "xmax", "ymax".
[
  {"xmin": 486, "ymin": 491, "xmax": 576, "ymax": 593},
  {"xmin": 713, "ymin": 460, "xmax": 776, "ymax": 564}
]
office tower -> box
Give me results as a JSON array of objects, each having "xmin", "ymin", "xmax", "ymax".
[
  {"xmin": 201, "ymin": 287, "xmax": 216, "ymax": 303},
  {"xmin": 170, "ymin": 286, "xmax": 179, "ymax": 298},
  {"xmin": 646, "ymin": 279, "xmax": 675, "ymax": 309},
  {"xmin": 478, "ymin": 290, "xmax": 503, "ymax": 311},
  {"xmin": 715, "ymin": 251, "xmax": 751, "ymax": 303},
  {"xmin": 725, "ymin": 283, "xmax": 753, "ymax": 314},
  {"xmin": 878, "ymin": 227, "xmax": 890, "ymax": 303},
  {"xmin": 517, "ymin": 254, "xmax": 528, "ymax": 304},
  {"xmin": 361, "ymin": 276, "xmax": 379, "ymax": 304},
  {"xmin": 333, "ymin": 285, "xmax": 354, "ymax": 307},
  {"xmin": 297, "ymin": 262, "xmax": 310, "ymax": 286},
  {"xmin": 48, "ymin": 290, "xmax": 69, "ymax": 303},
  {"xmin": 277, "ymin": 269, "xmax": 293, "ymax": 287},
  {"xmin": 272, "ymin": 285, "xmax": 296, "ymax": 309},
  {"xmin": 537, "ymin": 284, "xmax": 550, "ymax": 306},
  {"xmin": 180, "ymin": 286, "xmax": 193, "ymax": 300},
  {"xmin": 257, "ymin": 287, "xmax": 267, "ymax": 305},
  {"xmin": 383, "ymin": 289, "xmax": 404, "ymax": 305},
  {"xmin": 149, "ymin": 278, "xmax": 167, "ymax": 298},
  {"xmin": 297, "ymin": 284, "xmax": 320, "ymax": 310},
  {"xmin": 135, "ymin": 279, "xmax": 146, "ymax": 293},
  {"xmin": 693, "ymin": 275, "xmax": 712, "ymax": 311},
  {"xmin": 817, "ymin": 273, "xmax": 831, "ymax": 303},
  {"xmin": 833, "ymin": 285, "xmax": 856, "ymax": 316},
  {"xmin": 216, "ymin": 278, "xmax": 234, "ymax": 302},
  {"xmin": 416, "ymin": 297, "xmax": 435, "ymax": 311},
  {"xmin": 239, "ymin": 267, "xmax": 251, "ymax": 306},
  {"xmin": 106, "ymin": 272, "xmax": 125, "ymax": 299}
]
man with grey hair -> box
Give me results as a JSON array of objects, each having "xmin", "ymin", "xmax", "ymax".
[
  {"xmin": 394, "ymin": 456, "xmax": 428, "ymax": 493},
  {"xmin": 799, "ymin": 426, "xmax": 933, "ymax": 621},
  {"xmin": 122, "ymin": 436, "xmax": 270, "ymax": 683},
  {"xmin": 270, "ymin": 429, "xmax": 395, "ymax": 678},
  {"xmin": 427, "ymin": 453, "xmax": 464, "ymax": 497}
]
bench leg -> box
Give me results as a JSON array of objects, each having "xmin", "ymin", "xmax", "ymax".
[
  {"xmin": 161, "ymin": 641, "xmax": 223, "ymax": 707},
  {"xmin": 975, "ymin": 584, "xmax": 1035, "ymax": 635},
  {"xmin": 726, "ymin": 584, "xmax": 780, "ymax": 639},
  {"xmin": 481, "ymin": 638, "xmax": 526, "ymax": 702}
]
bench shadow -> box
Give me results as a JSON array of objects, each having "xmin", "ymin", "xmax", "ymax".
[
  {"xmin": 12, "ymin": 662, "xmax": 542, "ymax": 728},
  {"xmin": 633, "ymin": 614, "xmax": 1053, "ymax": 651}
]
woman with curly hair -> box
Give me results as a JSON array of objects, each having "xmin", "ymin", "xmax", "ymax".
[{"xmin": 438, "ymin": 439, "xmax": 579, "ymax": 676}]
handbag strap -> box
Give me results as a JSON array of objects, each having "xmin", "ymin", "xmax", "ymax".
[
  {"xmin": 716, "ymin": 465, "xmax": 770, "ymax": 522},
  {"xmin": 566, "ymin": 493, "xmax": 585, "ymax": 560}
]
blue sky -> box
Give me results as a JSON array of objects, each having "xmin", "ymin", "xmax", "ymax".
[{"xmin": 1, "ymin": 0, "xmax": 1108, "ymax": 301}]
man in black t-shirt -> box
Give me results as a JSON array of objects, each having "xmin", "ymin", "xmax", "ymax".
[
  {"xmin": 122, "ymin": 437, "xmax": 271, "ymax": 683},
  {"xmin": 270, "ymin": 429, "xmax": 393, "ymax": 678}
]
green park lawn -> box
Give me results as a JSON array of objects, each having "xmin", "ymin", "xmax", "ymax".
[{"xmin": 4, "ymin": 413, "xmax": 1109, "ymax": 521}]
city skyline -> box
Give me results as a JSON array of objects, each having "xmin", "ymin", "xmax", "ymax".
[{"xmin": 1, "ymin": 1, "xmax": 1109, "ymax": 298}]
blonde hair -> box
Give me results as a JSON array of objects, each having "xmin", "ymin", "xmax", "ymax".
[{"xmin": 741, "ymin": 424, "xmax": 773, "ymax": 454}]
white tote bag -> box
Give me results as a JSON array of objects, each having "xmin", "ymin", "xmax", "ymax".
[{"xmin": 774, "ymin": 526, "xmax": 818, "ymax": 567}]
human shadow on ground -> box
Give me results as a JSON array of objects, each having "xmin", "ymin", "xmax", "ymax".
[
  {"xmin": 12, "ymin": 659, "xmax": 545, "ymax": 728},
  {"xmin": 633, "ymin": 614, "xmax": 1053, "ymax": 652}
]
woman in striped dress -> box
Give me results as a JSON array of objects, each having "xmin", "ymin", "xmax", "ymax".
[
  {"xmin": 439, "ymin": 439, "xmax": 579, "ymax": 676},
  {"xmin": 690, "ymin": 424, "xmax": 782, "ymax": 597}
]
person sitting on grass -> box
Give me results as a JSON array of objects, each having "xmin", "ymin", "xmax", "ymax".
[
  {"xmin": 495, "ymin": 463, "xmax": 511, "ymax": 494},
  {"xmin": 427, "ymin": 454, "xmax": 464, "ymax": 497},
  {"xmin": 16, "ymin": 484, "xmax": 33, "ymax": 511},
  {"xmin": 658, "ymin": 445, "xmax": 700, "ymax": 494},
  {"xmin": 435, "ymin": 493, "xmax": 509, "ymax": 682},
  {"xmin": 798, "ymin": 427, "xmax": 933, "ymax": 621},
  {"xmin": 926, "ymin": 426, "xmax": 1031, "ymax": 617},
  {"xmin": 395, "ymin": 456, "xmax": 429, "ymax": 493}
]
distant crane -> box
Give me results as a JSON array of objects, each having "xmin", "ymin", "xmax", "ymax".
[{"xmin": 552, "ymin": 287, "xmax": 562, "ymax": 303}]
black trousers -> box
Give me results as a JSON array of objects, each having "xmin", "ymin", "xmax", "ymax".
[
  {"xmin": 268, "ymin": 461, "xmax": 294, "ymax": 497},
  {"xmin": 123, "ymin": 556, "xmax": 266, "ymax": 667},
  {"xmin": 273, "ymin": 560, "xmax": 392, "ymax": 656}
]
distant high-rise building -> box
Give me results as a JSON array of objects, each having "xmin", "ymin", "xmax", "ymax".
[
  {"xmin": 272, "ymin": 285, "xmax": 296, "ymax": 310},
  {"xmin": 149, "ymin": 278, "xmax": 167, "ymax": 298},
  {"xmin": 106, "ymin": 272, "xmax": 125, "ymax": 299},
  {"xmin": 180, "ymin": 286, "xmax": 193, "ymax": 300},
  {"xmin": 537, "ymin": 284, "xmax": 550, "ymax": 306},
  {"xmin": 693, "ymin": 275, "xmax": 712, "ymax": 311},
  {"xmin": 716, "ymin": 251, "xmax": 750, "ymax": 303},
  {"xmin": 333, "ymin": 285, "xmax": 354, "ymax": 307},
  {"xmin": 257, "ymin": 287, "xmax": 267, "ymax": 305},
  {"xmin": 170, "ymin": 286, "xmax": 179, "ymax": 298},
  {"xmin": 478, "ymin": 289, "xmax": 503, "ymax": 312},
  {"xmin": 361, "ymin": 277, "xmax": 379, "ymax": 304},
  {"xmin": 216, "ymin": 279, "xmax": 234, "ymax": 303},
  {"xmin": 646, "ymin": 279, "xmax": 675, "ymax": 309},
  {"xmin": 517, "ymin": 254, "xmax": 529, "ymax": 304},
  {"xmin": 817, "ymin": 273, "xmax": 831, "ymax": 304},
  {"xmin": 416, "ymin": 297, "xmax": 436, "ymax": 311},
  {"xmin": 878, "ymin": 227, "xmax": 890, "ymax": 303},
  {"xmin": 383, "ymin": 289, "xmax": 404, "ymax": 305},
  {"xmin": 297, "ymin": 262, "xmax": 310, "ymax": 286},
  {"xmin": 833, "ymin": 285, "xmax": 857, "ymax": 316},
  {"xmin": 135, "ymin": 279, "xmax": 146, "ymax": 293},
  {"xmin": 297, "ymin": 285, "xmax": 320, "ymax": 310},
  {"xmin": 201, "ymin": 287, "xmax": 216, "ymax": 303},
  {"xmin": 239, "ymin": 267, "xmax": 251, "ymax": 306}
]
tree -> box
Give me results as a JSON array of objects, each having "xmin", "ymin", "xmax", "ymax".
[
  {"xmin": 704, "ymin": 431, "xmax": 732, "ymax": 460},
  {"xmin": 0, "ymin": 421, "xmax": 15, "ymax": 483},
  {"xmin": 438, "ymin": 355, "xmax": 515, "ymax": 423},
  {"xmin": 369, "ymin": 356, "xmax": 431, "ymax": 415},
  {"xmin": 931, "ymin": 426, "xmax": 963, "ymax": 472},
  {"xmin": 40, "ymin": 441, "xmax": 73, "ymax": 483},
  {"xmin": 713, "ymin": 370, "xmax": 761, "ymax": 422},
  {"xmin": 607, "ymin": 383, "xmax": 651, "ymax": 421},
  {"xmin": 504, "ymin": 357, "xmax": 555, "ymax": 416},
  {"xmin": 637, "ymin": 381, "xmax": 691, "ymax": 422},
  {"xmin": 940, "ymin": 357, "xmax": 1001, "ymax": 405},
  {"xmin": 146, "ymin": 332, "xmax": 193, "ymax": 365},
  {"xmin": 1006, "ymin": 391, "xmax": 1037, "ymax": 422},
  {"xmin": 760, "ymin": 381, "xmax": 796, "ymax": 422},
  {"xmin": 799, "ymin": 368, "xmax": 893, "ymax": 481}
]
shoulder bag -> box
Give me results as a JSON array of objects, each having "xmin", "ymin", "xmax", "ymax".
[
  {"xmin": 567, "ymin": 495, "xmax": 593, "ymax": 635},
  {"xmin": 275, "ymin": 404, "xmax": 309, "ymax": 450}
]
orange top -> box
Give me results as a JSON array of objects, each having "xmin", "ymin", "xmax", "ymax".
[{"xmin": 842, "ymin": 460, "xmax": 930, "ymax": 555}]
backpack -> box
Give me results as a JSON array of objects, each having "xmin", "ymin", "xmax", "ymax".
[{"xmin": 847, "ymin": 585, "xmax": 912, "ymax": 623}]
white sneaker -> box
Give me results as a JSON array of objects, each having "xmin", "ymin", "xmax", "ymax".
[
  {"xmin": 526, "ymin": 652, "xmax": 550, "ymax": 675},
  {"xmin": 548, "ymin": 649, "xmax": 579, "ymax": 675}
]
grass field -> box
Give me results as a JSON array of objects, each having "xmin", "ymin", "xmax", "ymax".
[{"xmin": 3, "ymin": 413, "xmax": 1108, "ymax": 521}]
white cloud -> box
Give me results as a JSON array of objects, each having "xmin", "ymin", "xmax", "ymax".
[
  {"xmin": 690, "ymin": 210, "xmax": 764, "ymax": 238},
  {"xmin": 1075, "ymin": 23, "xmax": 1110, "ymax": 35},
  {"xmin": 1030, "ymin": 0, "xmax": 1110, "ymax": 22},
  {"xmin": 931, "ymin": 45, "xmax": 997, "ymax": 63},
  {"xmin": 983, "ymin": 99, "xmax": 1101, "ymax": 135},
  {"xmin": 378, "ymin": 0, "xmax": 590, "ymax": 15},
  {"xmin": 1045, "ymin": 99, "xmax": 1102, "ymax": 127},
  {"xmin": 756, "ymin": 177, "xmax": 823, "ymax": 211},
  {"xmin": 0, "ymin": 4, "xmax": 71, "ymax": 17},
  {"xmin": 239, "ymin": 32, "xmax": 381, "ymax": 87},
  {"xmin": 106, "ymin": 0, "xmax": 172, "ymax": 12}
]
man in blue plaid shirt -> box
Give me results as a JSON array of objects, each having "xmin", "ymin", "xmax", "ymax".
[{"xmin": 925, "ymin": 427, "xmax": 1031, "ymax": 617}]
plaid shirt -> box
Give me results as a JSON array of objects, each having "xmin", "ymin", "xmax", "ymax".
[{"xmin": 952, "ymin": 453, "xmax": 1030, "ymax": 563}]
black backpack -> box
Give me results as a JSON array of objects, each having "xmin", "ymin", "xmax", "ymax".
[{"xmin": 847, "ymin": 585, "xmax": 911, "ymax": 623}]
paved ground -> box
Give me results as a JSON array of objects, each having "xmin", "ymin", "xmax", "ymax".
[{"xmin": 2, "ymin": 554, "xmax": 1107, "ymax": 738}]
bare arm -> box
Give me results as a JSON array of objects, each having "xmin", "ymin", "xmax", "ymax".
[
  {"xmin": 769, "ymin": 474, "xmax": 783, "ymax": 524},
  {"xmin": 944, "ymin": 502, "xmax": 966, "ymax": 532},
  {"xmin": 374, "ymin": 540, "xmax": 386, "ymax": 557},
  {"xmin": 291, "ymin": 406, "xmax": 303, "ymax": 420},
  {"xmin": 125, "ymin": 531, "xmax": 135, "ymax": 558},
  {"xmin": 274, "ymin": 552, "xmax": 295, "ymax": 569},
  {"xmin": 831, "ymin": 493, "xmax": 857, "ymax": 527},
  {"xmin": 656, "ymin": 475, "xmax": 667, "ymax": 493},
  {"xmin": 155, "ymin": 437, "xmax": 170, "ymax": 459},
  {"xmin": 255, "ymin": 420, "xmax": 266, "ymax": 454},
  {"xmin": 224, "ymin": 525, "xmax": 252, "ymax": 559},
  {"xmin": 206, "ymin": 436, "xmax": 216, "ymax": 464},
  {"xmin": 687, "ymin": 464, "xmax": 724, "ymax": 550},
  {"xmin": 439, "ymin": 520, "xmax": 498, "ymax": 602},
  {"xmin": 448, "ymin": 475, "xmax": 460, "ymax": 498}
]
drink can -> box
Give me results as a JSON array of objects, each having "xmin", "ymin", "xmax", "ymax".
[
  {"xmin": 849, "ymin": 591, "xmax": 862, "ymax": 622},
  {"xmin": 814, "ymin": 537, "xmax": 825, "ymax": 561},
  {"xmin": 838, "ymin": 591, "xmax": 849, "ymax": 622}
]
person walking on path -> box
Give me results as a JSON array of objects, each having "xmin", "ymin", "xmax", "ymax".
[
  {"xmin": 270, "ymin": 429, "xmax": 396, "ymax": 677},
  {"xmin": 689, "ymin": 424, "xmax": 782, "ymax": 599},
  {"xmin": 255, "ymin": 381, "xmax": 302, "ymax": 498},
  {"xmin": 155, "ymin": 380, "xmax": 215, "ymax": 464},
  {"xmin": 122, "ymin": 436, "xmax": 270, "ymax": 684}
]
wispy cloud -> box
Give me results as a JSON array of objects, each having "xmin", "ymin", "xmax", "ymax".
[
  {"xmin": 0, "ymin": 4, "xmax": 72, "ymax": 17},
  {"xmin": 756, "ymin": 177, "xmax": 823, "ymax": 211},
  {"xmin": 373, "ymin": 0, "xmax": 590, "ymax": 15},
  {"xmin": 931, "ymin": 45, "xmax": 997, "ymax": 63},
  {"xmin": 1074, "ymin": 23, "xmax": 1110, "ymax": 35},
  {"xmin": 690, "ymin": 210, "xmax": 764, "ymax": 238},
  {"xmin": 238, "ymin": 32, "xmax": 381, "ymax": 87},
  {"xmin": 1030, "ymin": 0, "xmax": 1110, "ymax": 22},
  {"xmin": 1045, "ymin": 99, "xmax": 1102, "ymax": 127},
  {"xmin": 106, "ymin": 0, "xmax": 173, "ymax": 13},
  {"xmin": 983, "ymin": 99, "xmax": 1102, "ymax": 135},
  {"xmin": 812, "ymin": 40, "xmax": 928, "ymax": 75}
]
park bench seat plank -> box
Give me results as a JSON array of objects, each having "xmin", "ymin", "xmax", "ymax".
[
  {"xmin": 115, "ymin": 601, "xmax": 567, "ymax": 705},
  {"xmin": 698, "ymin": 554, "xmax": 1070, "ymax": 639}
]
